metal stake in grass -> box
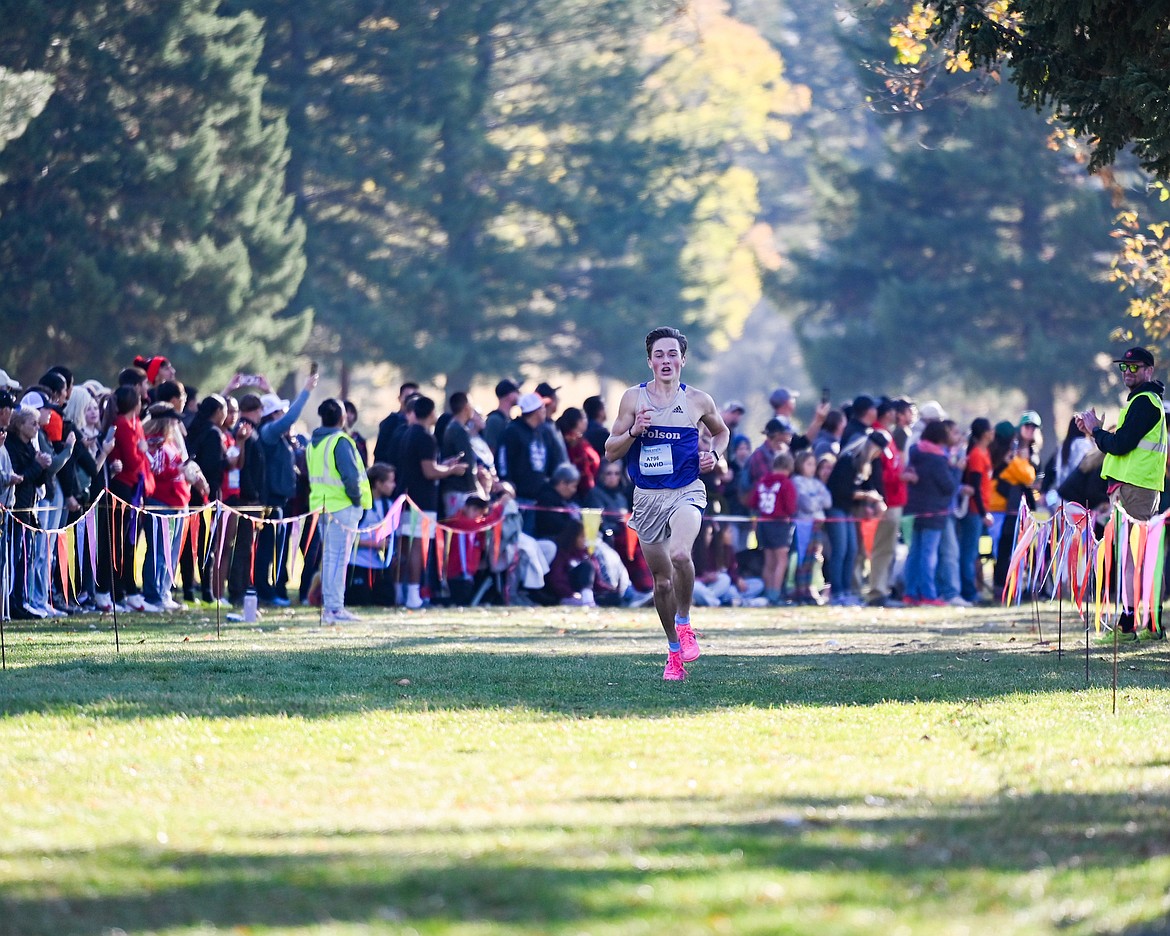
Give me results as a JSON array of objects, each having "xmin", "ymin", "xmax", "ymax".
[
  {"xmin": 1057, "ymin": 588, "xmax": 1063, "ymax": 658},
  {"xmin": 1084, "ymin": 605, "xmax": 1090, "ymax": 688}
]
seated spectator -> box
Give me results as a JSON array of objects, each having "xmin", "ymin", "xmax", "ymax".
[
  {"xmin": 534, "ymin": 463, "xmax": 581, "ymax": 541},
  {"xmin": 546, "ymin": 519, "xmax": 618, "ymax": 607},
  {"xmin": 692, "ymin": 519, "xmax": 766, "ymax": 607},
  {"xmin": 443, "ymin": 487, "xmax": 514, "ymax": 605},
  {"xmin": 347, "ymin": 462, "xmax": 399, "ymax": 607},
  {"xmin": 587, "ymin": 458, "xmax": 653, "ymax": 595}
]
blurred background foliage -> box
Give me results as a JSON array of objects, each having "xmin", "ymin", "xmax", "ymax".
[{"xmin": 0, "ymin": 0, "xmax": 1167, "ymax": 429}]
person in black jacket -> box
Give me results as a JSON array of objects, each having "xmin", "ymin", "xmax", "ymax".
[
  {"xmin": 227, "ymin": 396, "xmax": 267, "ymax": 604},
  {"xmin": 183, "ymin": 395, "xmax": 228, "ymax": 605},
  {"xmin": 6, "ymin": 408, "xmax": 51, "ymax": 618},
  {"xmin": 823, "ymin": 430, "xmax": 885, "ymax": 606},
  {"xmin": 498, "ymin": 393, "xmax": 552, "ymax": 534}
]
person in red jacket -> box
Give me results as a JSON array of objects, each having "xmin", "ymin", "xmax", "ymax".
[
  {"xmin": 96, "ymin": 385, "xmax": 155, "ymax": 612},
  {"xmin": 443, "ymin": 487, "xmax": 514, "ymax": 605},
  {"xmin": 748, "ymin": 450, "xmax": 798, "ymax": 605},
  {"xmin": 141, "ymin": 405, "xmax": 192, "ymax": 611},
  {"xmin": 868, "ymin": 401, "xmax": 912, "ymax": 607}
]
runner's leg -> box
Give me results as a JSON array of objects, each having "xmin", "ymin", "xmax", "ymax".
[
  {"xmin": 666, "ymin": 504, "xmax": 703, "ymax": 622},
  {"xmin": 641, "ymin": 538, "xmax": 678, "ymax": 643}
]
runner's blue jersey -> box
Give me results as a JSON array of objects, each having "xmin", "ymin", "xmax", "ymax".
[{"xmin": 627, "ymin": 383, "xmax": 701, "ymax": 490}]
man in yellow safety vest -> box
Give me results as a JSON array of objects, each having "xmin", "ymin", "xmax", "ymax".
[
  {"xmin": 308, "ymin": 398, "xmax": 372, "ymax": 624},
  {"xmin": 1077, "ymin": 346, "xmax": 1168, "ymax": 639}
]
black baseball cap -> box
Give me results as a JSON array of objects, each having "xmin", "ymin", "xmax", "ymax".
[
  {"xmin": 535, "ymin": 381, "xmax": 560, "ymax": 399},
  {"xmin": 495, "ymin": 379, "xmax": 521, "ymax": 398},
  {"xmin": 1114, "ymin": 347, "xmax": 1155, "ymax": 367}
]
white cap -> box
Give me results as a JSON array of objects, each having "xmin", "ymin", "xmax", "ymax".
[
  {"xmin": 19, "ymin": 390, "xmax": 46, "ymax": 410},
  {"xmin": 0, "ymin": 370, "xmax": 19, "ymax": 390},
  {"xmin": 518, "ymin": 392, "xmax": 545, "ymax": 415},
  {"xmin": 918, "ymin": 400, "xmax": 947, "ymax": 422},
  {"xmin": 259, "ymin": 393, "xmax": 289, "ymax": 419}
]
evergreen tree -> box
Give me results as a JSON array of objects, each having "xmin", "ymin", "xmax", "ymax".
[
  {"xmin": 236, "ymin": 0, "xmax": 805, "ymax": 388},
  {"xmin": 898, "ymin": 0, "xmax": 1170, "ymax": 177},
  {"xmin": 0, "ymin": 0, "xmax": 306, "ymax": 385},
  {"xmin": 778, "ymin": 34, "xmax": 1123, "ymax": 432}
]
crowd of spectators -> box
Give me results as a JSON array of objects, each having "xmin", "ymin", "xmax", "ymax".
[{"xmin": 0, "ymin": 354, "xmax": 1103, "ymax": 618}]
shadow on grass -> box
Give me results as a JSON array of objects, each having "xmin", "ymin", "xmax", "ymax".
[
  {"xmin": 1, "ymin": 637, "xmax": 1168, "ymax": 719},
  {"xmin": 3, "ymin": 789, "xmax": 1169, "ymax": 935}
]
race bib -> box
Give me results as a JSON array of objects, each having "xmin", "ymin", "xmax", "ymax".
[{"xmin": 640, "ymin": 442, "xmax": 674, "ymax": 476}]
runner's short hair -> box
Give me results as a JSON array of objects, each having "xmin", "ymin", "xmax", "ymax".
[{"xmin": 645, "ymin": 326, "xmax": 687, "ymax": 359}]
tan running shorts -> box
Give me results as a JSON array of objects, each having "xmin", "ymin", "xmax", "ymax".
[{"xmin": 629, "ymin": 479, "xmax": 708, "ymax": 545}]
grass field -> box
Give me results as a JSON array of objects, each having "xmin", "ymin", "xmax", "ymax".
[{"xmin": 2, "ymin": 601, "xmax": 1169, "ymax": 936}]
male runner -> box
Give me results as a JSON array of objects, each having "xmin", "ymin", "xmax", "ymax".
[{"xmin": 606, "ymin": 326, "xmax": 730, "ymax": 680}]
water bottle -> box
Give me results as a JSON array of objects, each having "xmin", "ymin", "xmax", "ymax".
[{"xmin": 243, "ymin": 589, "xmax": 258, "ymax": 623}]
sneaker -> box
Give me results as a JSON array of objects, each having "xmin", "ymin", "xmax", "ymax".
[
  {"xmin": 94, "ymin": 592, "xmax": 115, "ymax": 613},
  {"xmin": 140, "ymin": 601, "xmax": 165, "ymax": 613},
  {"xmin": 947, "ymin": 596, "xmax": 972, "ymax": 608},
  {"xmin": 1139, "ymin": 627, "xmax": 1166, "ymax": 641},
  {"xmin": 123, "ymin": 594, "xmax": 148, "ymax": 612},
  {"xmin": 322, "ymin": 608, "xmax": 360, "ymax": 623},
  {"xmin": 270, "ymin": 596, "xmax": 291, "ymax": 608},
  {"xmin": 21, "ymin": 603, "xmax": 48, "ymax": 619},
  {"xmin": 225, "ymin": 612, "xmax": 245, "ymax": 623},
  {"xmin": 677, "ymin": 623, "xmax": 701, "ymax": 663},
  {"xmin": 42, "ymin": 606, "xmax": 68, "ymax": 619},
  {"xmin": 918, "ymin": 598, "xmax": 947, "ymax": 607},
  {"xmin": 404, "ymin": 595, "xmax": 425, "ymax": 610},
  {"xmin": 743, "ymin": 597, "xmax": 770, "ymax": 607},
  {"xmin": 161, "ymin": 597, "xmax": 185, "ymax": 612},
  {"xmin": 1096, "ymin": 629, "xmax": 1138, "ymax": 644},
  {"xmin": 663, "ymin": 651, "xmax": 688, "ymax": 681}
]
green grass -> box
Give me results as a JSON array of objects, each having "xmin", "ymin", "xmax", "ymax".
[{"xmin": 2, "ymin": 602, "xmax": 1170, "ymax": 935}]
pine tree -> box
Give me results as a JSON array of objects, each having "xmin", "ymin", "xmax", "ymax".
[
  {"xmin": 0, "ymin": 0, "xmax": 306, "ymax": 385},
  {"xmin": 898, "ymin": 0, "xmax": 1170, "ymax": 177},
  {"xmin": 778, "ymin": 25, "xmax": 1124, "ymax": 432}
]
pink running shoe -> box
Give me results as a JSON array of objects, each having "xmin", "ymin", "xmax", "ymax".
[
  {"xmin": 677, "ymin": 623, "xmax": 701, "ymax": 663},
  {"xmin": 663, "ymin": 651, "xmax": 688, "ymax": 681}
]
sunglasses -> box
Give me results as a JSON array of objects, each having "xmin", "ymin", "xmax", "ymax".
[{"xmin": 1118, "ymin": 362, "xmax": 1146, "ymax": 374}]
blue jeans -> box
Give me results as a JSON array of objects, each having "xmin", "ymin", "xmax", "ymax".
[
  {"xmin": 957, "ymin": 511, "xmax": 984, "ymax": 602},
  {"xmin": 935, "ymin": 516, "xmax": 961, "ymax": 600},
  {"xmin": 905, "ymin": 524, "xmax": 943, "ymax": 600},
  {"xmin": 825, "ymin": 509, "xmax": 857, "ymax": 599}
]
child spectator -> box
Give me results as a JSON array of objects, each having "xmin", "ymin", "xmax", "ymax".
[
  {"xmin": 347, "ymin": 463, "xmax": 399, "ymax": 606},
  {"xmin": 791, "ymin": 449, "xmax": 832, "ymax": 605},
  {"xmin": 748, "ymin": 450, "xmax": 798, "ymax": 605},
  {"xmin": 443, "ymin": 487, "xmax": 514, "ymax": 605}
]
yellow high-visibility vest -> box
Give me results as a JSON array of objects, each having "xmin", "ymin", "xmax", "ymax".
[
  {"xmin": 1101, "ymin": 390, "xmax": 1168, "ymax": 492},
  {"xmin": 307, "ymin": 432, "xmax": 372, "ymax": 512}
]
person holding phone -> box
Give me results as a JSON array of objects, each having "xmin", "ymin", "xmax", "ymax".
[
  {"xmin": 254, "ymin": 365, "xmax": 319, "ymax": 606},
  {"xmin": 1076, "ymin": 345, "xmax": 1167, "ymax": 639},
  {"xmin": 398, "ymin": 394, "xmax": 469, "ymax": 609}
]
